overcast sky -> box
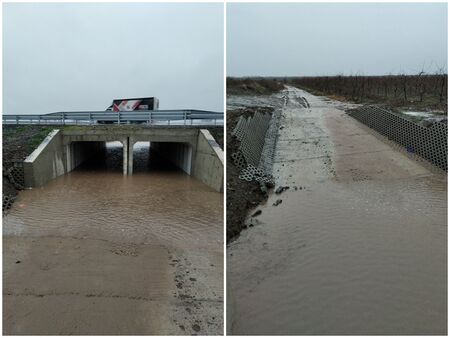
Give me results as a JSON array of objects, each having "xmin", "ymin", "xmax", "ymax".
[
  {"xmin": 3, "ymin": 3, "xmax": 223, "ymax": 115},
  {"xmin": 228, "ymin": 3, "xmax": 447, "ymax": 77}
]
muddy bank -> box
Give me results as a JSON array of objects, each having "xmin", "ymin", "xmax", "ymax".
[{"xmin": 226, "ymin": 107, "xmax": 273, "ymax": 243}]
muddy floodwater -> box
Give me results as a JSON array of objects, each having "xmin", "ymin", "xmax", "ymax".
[
  {"xmin": 227, "ymin": 87, "xmax": 447, "ymax": 335},
  {"xmin": 4, "ymin": 142, "xmax": 223, "ymax": 335}
]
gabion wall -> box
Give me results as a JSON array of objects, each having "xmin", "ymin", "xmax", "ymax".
[
  {"xmin": 348, "ymin": 105, "xmax": 447, "ymax": 171},
  {"xmin": 231, "ymin": 112, "xmax": 274, "ymax": 183},
  {"xmin": 3, "ymin": 162, "xmax": 25, "ymax": 213},
  {"xmin": 3, "ymin": 195, "xmax": 16, "ymax": 213},
  {"xmin": 8, "ymin": 163, "xmax": 25, "ymax": 190},
  {"xmin": 259, "ymin": 109, "xmax": 282, "ymax": 175}
]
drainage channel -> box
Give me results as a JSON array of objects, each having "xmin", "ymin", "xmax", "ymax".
[{"xmin": 227, "ymin": 86, "xmax": 447, "ymax": 335}]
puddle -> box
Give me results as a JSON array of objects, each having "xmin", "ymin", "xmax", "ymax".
[{"xmin": 4, "ymin": 143, "xmax": 223, "ymax": 250}]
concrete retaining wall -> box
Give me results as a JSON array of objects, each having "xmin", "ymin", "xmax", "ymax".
[
  {"xmin": 24, "ymin": 130, "xmax": 106, "ymax": 187},
  {"xmin": 24, "ymin": 130, "xmax": 65, "ymax": 187},
  {"xmin": 192, "ymin": 129, "xmax": 224, "ymax": 192}
]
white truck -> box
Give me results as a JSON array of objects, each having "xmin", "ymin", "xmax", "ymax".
[
  {"xmin": 100, "ymin": 97, "xmax": 159, "ymax": 123},
  {"xmin": 106, "ymin": 97, "xmax": 159, "ymax": 112}
]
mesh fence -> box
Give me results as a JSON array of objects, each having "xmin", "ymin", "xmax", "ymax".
[{"xmin": 347, "ymin": 105, "xmax": 447, "ymax": 171}]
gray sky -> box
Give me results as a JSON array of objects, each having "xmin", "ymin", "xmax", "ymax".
[
  {"xmin": 227, "ymin": 3, "xmax": 447, "ymax": 77},
  {"xmin": 3, "ymin": 3, "xmax": 223, "ymax": 114}
]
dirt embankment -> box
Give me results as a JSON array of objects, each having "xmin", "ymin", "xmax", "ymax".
[
  {"xmin": 227, "ymin": 78, "xmax": 285, "ymax": 96},
  {"xmin": 226, "ymin": 107, "xmax": 274, "ymax": 243},
  {"xmin": 3, "ymin": 126, "xmax": 54, "ymax": 198}
]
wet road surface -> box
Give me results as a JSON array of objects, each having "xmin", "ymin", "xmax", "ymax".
[
  {"xmin": 227, "ymin": 87, "xmax": 447, "ymax": 335},
  {"xmin": 3, "ymin": 142, "xmax": 223, "ymax": 335}
]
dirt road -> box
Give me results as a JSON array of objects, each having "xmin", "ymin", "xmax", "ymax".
[
  {"xmin": 227, "ymin": 86, "xmax": 447, "ymax": 335},
  {"xmin": 3, "ymin": 145, "xmax": 223, "ymax": 335}
]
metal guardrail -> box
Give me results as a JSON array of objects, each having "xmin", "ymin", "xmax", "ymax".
[{"xmin": 2, "ymin": 109, "xmax": 224, "ymax": 126}]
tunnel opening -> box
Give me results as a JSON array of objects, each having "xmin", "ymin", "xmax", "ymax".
[
  {"xmin": 132, "ymin": 142, "xmax": 173, "ymax": 173},
  {"xmin": 147, "ymin": 141, "xmax": 193, "ymax": 174},
  {"xmin": 69, "ymin": 141, "xmax": 124, "ymax": 173},
  {"xmin": 132, "ymin": 141, "xmax": 193, "ymax": 173},
  {"xmin": 68, "ymin": 140, "xmax": 194, "ymax": 175}
]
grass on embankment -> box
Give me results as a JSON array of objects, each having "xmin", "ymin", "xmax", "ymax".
[
  {"xmin": 3, "ymin": 125, "xmax": 55, "ymax": 162},
  {"xmin": 3, "ymin": 125, "xmax": 55, "ymax": 198},
  {"xmin": 227, "ymin": 77, "xmax": 285, "ymax": 96}
]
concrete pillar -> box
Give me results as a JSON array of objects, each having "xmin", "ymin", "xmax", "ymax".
[
  {"xmin": 122, "ymin": 139, "xmax": 128, "ymax": 175},
  {"xmin": 65, "ymin": 144, "xmax": 73, "ymax": 172},
  {"xmin": 186, "ymin": 144, "xmax": 193, "ymax": 174},
  {"xmin": 127, "ymin": 137, "xmax": 134, "ymax": 175}
]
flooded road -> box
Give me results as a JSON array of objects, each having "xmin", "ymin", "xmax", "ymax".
[
  {"xmin": 4, "ymin": 142, "xmax": 223, "ymax": 335},
  {"xmin": 227, "ymin": 87, "xmax": 447, "ymax": 335}
]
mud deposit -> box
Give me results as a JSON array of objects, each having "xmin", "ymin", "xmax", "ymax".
[
  {"xmin": 3, "ymin": 143, "xmax": 223, "ymax": 335},
  {"xmin": 227, "ymin": 87, "xmax": 447, "ymax": 335}
]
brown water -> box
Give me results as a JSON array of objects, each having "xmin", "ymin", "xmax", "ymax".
[
  {"xmin": 227, "ymin": 88, "xmax": 447, "ymax": 335},
  {"xmin": 4, "ymin": 142, "xmax": 223, "ymax": 335},
  {"xmin": 4, "ymin": 143, "xmax": 222, "ymax": 250}
]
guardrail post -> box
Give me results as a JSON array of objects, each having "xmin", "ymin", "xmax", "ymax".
[
  {"xmin": 38, "ymin": 116, "xmax": 41, "ymax": 125},
  {"xmin": 89, "ymin": 112, "xmax": 92, "ymax": 125},
  {"xmin": 15, "ymin": 116, "xmax": 19, "ymax": 125},
  {"xmin": 118, "ymin": 112, "xmax": 120, "ymax": 125},
  {"xmin": 184, "ymin": 111, "xmax": 186, "ymax": 126},
  {"xmin": 62, "ymin": 113, "xmax": 65, "ymax": 125}
]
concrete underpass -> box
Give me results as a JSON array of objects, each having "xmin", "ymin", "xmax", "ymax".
[{"xmin": 23, "ymin": 127, "xmax": 223, "ymax": 192}]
